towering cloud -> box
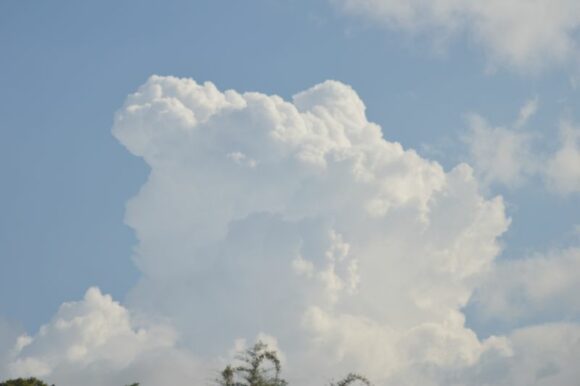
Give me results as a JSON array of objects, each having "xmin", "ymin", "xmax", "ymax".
[
  {"xmin": 3, "ymin": 77, "xmax": 579, "ymax": 385},
  {"xmin": 112, "ymin": 76, "xmax": 513, "ymax": 384}
]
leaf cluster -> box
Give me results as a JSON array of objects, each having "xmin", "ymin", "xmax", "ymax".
[
  {"xmin": 218, "ymin": 341, "xmax": 287, "ymax": 386},
  {"xmin": 0, "ymin": 378, "xmax": 53, "ymax": 386},
  {"xmin": 218, "ymin": 341, "xmax": 372, "ymax": 386}
]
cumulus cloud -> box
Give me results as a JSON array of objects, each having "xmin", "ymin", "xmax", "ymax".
[
  {"xmin": 514, "ymin": 97, "xmax": 539, "ymax": 129},
  {"xmin": 0, "ymin": 318, "xmax": 22, "ymax": 372},
  {"xmin": 3, "ymin": 77, "xmax": 578, "ymax": 385},
  {"xmin": 462, "ymin": 102, "xmax": 580, "ymax": 195},
  {"xmin": 446, "ymin": 323, "xmax": 580, "ymax": 386},
  {"xmin": 331, "ymin": 0, "xmax": 580, "ymax": 73},
  {"xmin": 469, "ymin": 248, "xmax": 580, "ymax": 328},
  {"xmin": 544, "ymin": 121, "xmax": 580, "ymax": 195},
  {"xmin": 1, "ymin": 287, "xmax": 206, "ymax": 386},
  {"xmin": 462, "ymin": 101, "xmax": 537, "ymax": 189},
  {"xmin": 112, "ymin": 75, "xmax": 515, "ymax": 384}
]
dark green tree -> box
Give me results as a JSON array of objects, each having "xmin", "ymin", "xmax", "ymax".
[
  {"xmin": 0, "ymin": 378, "xmax": 53, "ymax": 386},
  {"xmin": 0, "ymin": 378, "xmax": 138, "ymax": 386}
]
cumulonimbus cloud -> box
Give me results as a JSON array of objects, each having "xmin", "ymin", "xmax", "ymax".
[
  {"xmin": 111, "ymin": 76, "xmax": 509, "ymax": 384},
  {"xmin": 331, "ymin": 0, "xmax": 580, "ymax": 73},
  {"xmin": 2, "ymin": 77, "xmax": 579, "ymax": 385}
]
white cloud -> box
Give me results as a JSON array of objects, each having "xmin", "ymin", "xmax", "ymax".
[
  {"xmin": 462, "ymin": 111, "xmax": 536, "ymax": 189},
  {"xmin": 498, "ymin": 323, "xmax": 580, "ymax": 385},
  {"xmin": 514, "ymin": 97, "xmax": 539, "ymax": 129},
  {"xmin": 112, "ymin": 75, "xmax": 515, "ymax": 384},
  {"xmin": 544, "ymin": 121, "xmax": 580, "ymax": 195},
  {"xmin": 1, "ymin": 288, "xmax": 206, "ymax": 386},
  {"xmin": 3, "ymin": 77, "xmax": 579, "ymax": 385},
  {"xmin": 470, "ymin": 248, "xmax": 580, "ymax": 326},
  {"xmin": 469, "ymin": 323, "xmax": 580, "ymax": 385},
  {"xmin": 0, "ymin": 318, "xmax": 22, "ymax": 375},
  {"xmin": 462, "ymin": 102, "xmax": 580, "ymax": 196},
  {"xmin": 331, "ymin": 0, "xmax": 580, "ymax": 73}
]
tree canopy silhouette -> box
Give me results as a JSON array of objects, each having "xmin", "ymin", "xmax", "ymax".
[
  {"xmin": 0, "ymin": 379, "xmax": 138, "ymax": 386},
  {"xmin": 2, "ymin": 344, "xmax": 370, "ymax": 386},
  {"xmin": 218, "ymin": 341, "xmax": 287, "ymax": 386},
  {"xmin": 330, "ymin": 373, "xmax": 370, "ymax": 386},
  {"xmin": 0, "ymin": 378, "xmax": 53, "ymax": 386},
  {"xmin": 217, "ymin": 341, "xmax": 371, "ymax": 386}
]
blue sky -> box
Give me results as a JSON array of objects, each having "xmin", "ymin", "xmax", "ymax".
[{"xmin": 1, "ymin": 1, "xmax": 580, "ymax": 385}]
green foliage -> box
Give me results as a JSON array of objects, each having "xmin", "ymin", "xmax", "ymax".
[
  {"xmin": 0, "ymin": 378, "xmax": 53, "ymax": 386},
  {"xmin": 218, "ymin": 341, "xmax": 288, "ymax": 386},
  {"xmin": 330, "ymin": 373, "xmax": 371, "ymax": 386},
  {"xmin": 0, "ymin": 378, "xmax": 138, "ymax": 386},
  {"xmin": 3, "ymin": 346, "xmax": 369, "ymax": 386},
  {"xmin": 218, "ymin": 341, "xmax": 372, "ymax": 386}
]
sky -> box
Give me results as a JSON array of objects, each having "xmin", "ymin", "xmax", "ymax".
[{"xmin": 0, "ymin": 0, "xmax": 579, "ymax": 385}]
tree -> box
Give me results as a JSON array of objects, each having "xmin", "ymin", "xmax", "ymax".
[
  {"xmin": 0, "ymin": 378, "xmax": 138, "ymax": 386},
  {"xmin": 0, "ymin": 378, "xmax": 53, "ymax": 386},
  {"xmin": 330, "ymin": 373, "xmax": 371, "ymax": 386},
  {"xmin": 218, "ymin": 341, "xmax": 372, "ymax": 386},
  {"xmin": 218, "ymin": 341, "xmax": 288, "ymax": 386}
]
